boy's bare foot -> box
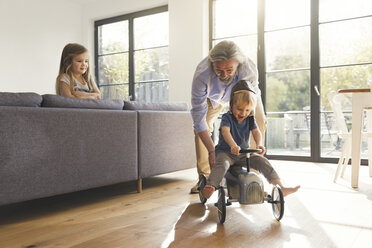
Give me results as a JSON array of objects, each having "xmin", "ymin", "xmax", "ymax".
[
  {"xmin": 281, "ymin": 185, "xmax": 300, "ymax": 197},
  {"xmin": 202, "ymin": 185, "xmax": 215, "ymax": 199}
]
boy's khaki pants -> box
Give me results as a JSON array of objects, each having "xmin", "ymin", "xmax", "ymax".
[{"xmin": 194, "ymin": 97, "xmax": 266, "ymax": 178}]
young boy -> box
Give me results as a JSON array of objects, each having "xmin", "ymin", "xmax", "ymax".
[{"xmin": 202, "ymin": 80, "xmax": 300, "ymax": 199}]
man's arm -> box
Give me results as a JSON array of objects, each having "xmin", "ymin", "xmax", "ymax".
[{"xmin": 251, "ymin": 128, "xmax": 265, "ymax": 155}]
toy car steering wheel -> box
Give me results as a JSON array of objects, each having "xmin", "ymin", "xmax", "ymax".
[{"xmin": 239, "ymin": 148, "xmax": 263, "ymax": 154}]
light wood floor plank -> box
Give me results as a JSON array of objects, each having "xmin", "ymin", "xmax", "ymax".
[{"xmin": 1, "ymin": 161, "xmax": 372, "ymax": 248}]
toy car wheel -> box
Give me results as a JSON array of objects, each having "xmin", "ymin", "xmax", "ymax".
[
  {"xmin": 217, "ymin": 187, "xmax": 226, "ymax": 224},
  {"xmin": 198, "ymin": 174, "xmax": 207, "ymax": 204},
  {"xmin": 271, "ymin": 185, "xmax": 284, "ymax": 221}
]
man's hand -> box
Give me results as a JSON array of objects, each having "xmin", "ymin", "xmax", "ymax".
[{"xmin": 208, "ymin": 151, "xmax": 215, "ymax": 169}]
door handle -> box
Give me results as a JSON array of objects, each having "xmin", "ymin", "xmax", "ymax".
[{"xmin": 314, "ymin": 85, "xmax": 320, "ymax": 96}]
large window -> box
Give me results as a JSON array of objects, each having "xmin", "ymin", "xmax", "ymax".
[
  {"xmin": 319, "ymin": 0, "xmax": 372, "ymax": 159},
  {"xmin": 212, "ymin": 0, "xmax": 257, "ymax": 64},
  {"xmin": 211, "ymin": 0, "xmax": 372, "ymax": 162},
  {"xmin": 265, "ymin": 0, "xmax": 311, "ymax": 157},
  {"xmin": 95, "ymin": 6, "xmax": 169, "ymax": 102}
]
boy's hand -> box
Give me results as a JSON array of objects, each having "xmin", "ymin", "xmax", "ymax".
[
  {"xmin": 231, "ymin": 145, "xmax": 240, "ymax": 156},
  {"xmin": 257, "ymin": 145, "xmax": 266, "ymax": 156}
]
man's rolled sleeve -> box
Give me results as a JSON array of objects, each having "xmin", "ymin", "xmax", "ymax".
[{"xmin": 191, "ymin": 73, "xmax": 209, "ymax": 133}]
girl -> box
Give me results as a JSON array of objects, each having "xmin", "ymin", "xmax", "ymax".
[
  {"xmin": 56, "ymin": 43, "xmax": 101, "ymax": 99},
  {"xmin": 202, "ymin": 80, "xmax": 300, "ymax": 199}
]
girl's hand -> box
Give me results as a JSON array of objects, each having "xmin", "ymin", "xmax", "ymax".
[
  {"xmin": 231, "ymin": 145, "xmax": 240, "ymax": 156},
  {"xmin": 257, "ymin": 145, "xmax": 266, "ymax": 156}
]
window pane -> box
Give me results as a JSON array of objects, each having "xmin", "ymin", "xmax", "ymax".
[
  {"xmin": 319, "ymin": 0, "xmax": 372, "ymax": 22},
  {"xmin": 98, "ymin": 20, "xmax": 128, "ymax": 54},
  {"xmin": 320, "ymin": 65, "xmax": 372, "ymax": 96},
  {"xmin": 265, "ymin": 27, "xmax": 310, "ymax": 71},
  {"xmin": 266, "ymin": 70, "xmax": 310, "ymax": 156},
  {"xmin": 98, "ymin": 53, "xmax": 128, "ymax": 85},
  {"xmin": 135, "ymin": 81, "xmax": 168, "ymax": 103},
  {"xmin": 213, "ymin": 0, "xmax": 257, "ymax": 38},
  {"xmin": 320, "ymin": 17, "xmax": 372, "ymax": 67},
  {"xmin": 100, "ymin": 84, "xmax": 129, "ymax": 100},
  {"xmin": 134, "ymin": 12, "xmax": 168, "ymax": 50},
  {"xmin": 265, "ymin": 0, "xmax": 310, "ymax": 31},
  {"xmin": 134, "ymin": 47, "xmax": 168, "ymax": 82},
  {"xmin": 213, "ymin": 35, "xmax": 258, "ymax": 65}
]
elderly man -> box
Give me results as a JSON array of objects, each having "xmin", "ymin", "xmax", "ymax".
[{"xmin": 190, "ymin": 40, "xmax": 266, "ymax": 193}]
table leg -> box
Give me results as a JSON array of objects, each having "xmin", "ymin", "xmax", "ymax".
[{"xmin": 351, "ymin": 96, "xmax": 363, "ymax": 188}]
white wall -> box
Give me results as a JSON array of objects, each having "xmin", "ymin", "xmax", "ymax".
[
  {"xmin": 82, "ymin": 0, "xmax": 209, "ymax": 106},
  {"xmin": 168, "ymin": 0, "xmax": 209, "ymax": 105},
  {"xmin": 0, "ymin": 0, "xmax": 83, "ymax": 94},
  {"xmin": 0, "ymin": 0, "xmax": 209, "ymax": 105}
]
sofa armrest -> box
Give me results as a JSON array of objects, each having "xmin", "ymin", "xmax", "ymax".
[{"xmin": 137, "ymin": 110, "xmax": 196, "ymax": 178}]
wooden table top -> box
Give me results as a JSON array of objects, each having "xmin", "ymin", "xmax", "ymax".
[{"xmin": 338, "ymin": 88, "xmax": 371, "ymax": 93}]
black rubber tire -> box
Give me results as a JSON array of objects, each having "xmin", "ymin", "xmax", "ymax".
[
  {"xmin": 198, "ymin": 174, "xmax": 207, "ymax": 204},
  {"xmin": 217, "ymin": 187, "xmax": 226, "ymax": 224},
  {"xmin": 271, "ymin": 185, "xmax": 284, "ymax": 221}
]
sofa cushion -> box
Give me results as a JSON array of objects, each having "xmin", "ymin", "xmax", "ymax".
[
  {"xmin": 0, "ymin": 92, "xmax": 43, "ymax": 107},
  {"xmin": 42, "ymin": 94, "xmax": 124, "ymax": 110},
  {"xmin": 123, "ymin": 101, "xmax": 188, "ymax": 111}
]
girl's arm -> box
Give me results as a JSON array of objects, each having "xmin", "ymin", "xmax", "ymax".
[
  {"xmin": 58, "ymin": 82, "xmax": 100, "ymax": 99},
  {"xmin": 221, "ymin": 126, "xmax": 240, "ymax": 155},
  {"xmin": 251, "ymin": 128, "xmax": 266, "ymax": 155},
  {"xmin": 72, "ymin": 89, "xmax": 101, "ymax": 99},
  {"xmin": 58, "ymin": 81, "xmax": 75, "ymax": 98},
  {"xmin": 90, "ymin": 82, "xmax": 102, "ymax": 99}
]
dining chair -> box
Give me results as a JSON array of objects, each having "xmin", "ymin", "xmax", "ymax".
[{"xmin": 327, "ymin": 91, "xmax": 372, "ymax": 183}]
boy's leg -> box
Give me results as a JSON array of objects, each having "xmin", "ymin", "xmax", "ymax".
[
  {"xmin": 249, "ymin": 154, "xmax": 300, "ymax": 196},
  {"xmin": 203, "ymin": 152, "xmax": 234, "ymax": 198},
  {"xmin": 249, "ymin": 154, "xmax": 279, "ymax": 181},
  {"xmin": 191, "ymin": 99, "xmax": 223, "ymax": 193}
]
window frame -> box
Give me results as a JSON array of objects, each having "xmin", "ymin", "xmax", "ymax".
[
  {"xmin": 94, "ymin": 5, "xmax": 168, "ymax": 101},
  {"xmin": 210, "ymin": 0, "xmax": 372, "ymax": 164}
]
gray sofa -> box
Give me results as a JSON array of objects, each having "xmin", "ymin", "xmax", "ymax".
[{"xmin": 0, "ymin": 92, "xmax": 196, "ymax": 206}]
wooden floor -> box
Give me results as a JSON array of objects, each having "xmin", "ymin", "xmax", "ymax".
[{"xmin": 1, "ymin": 161, "xmax": 372, "ymax": 248}]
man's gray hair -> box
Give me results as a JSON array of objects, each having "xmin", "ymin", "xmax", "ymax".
[{"xmin": 208, "ymin": 40, "xmax": 246, "ymax": 64}]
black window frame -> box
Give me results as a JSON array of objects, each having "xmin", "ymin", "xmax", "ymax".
[
  {"xmin": 94, "ymin": 5, "xmax": 168, "ymax": 101},
  {"xmin": 210, "ymin": 0, "xmax": 372, "ymax": 164}
]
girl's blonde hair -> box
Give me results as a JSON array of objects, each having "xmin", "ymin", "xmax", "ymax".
[
  {"xmin": 230, "ymin": 90, "xmax": 257, "ymax": 113},
  {"xmin": 56, "ymin": 43, "xmax": 97, "ymax": 95}
]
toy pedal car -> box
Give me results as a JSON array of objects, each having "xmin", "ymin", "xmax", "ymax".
[{"xmin": 198, "ymin": 148, "xmax": 284, "ymax": 224}]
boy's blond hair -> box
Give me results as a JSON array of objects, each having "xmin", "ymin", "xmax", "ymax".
[{"xmin": 230, "ymin": 90, "xmax": 257, "ymax": 114}]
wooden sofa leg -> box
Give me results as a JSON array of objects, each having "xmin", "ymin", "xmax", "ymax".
[{"xmin": 137, "ymin": 178, "xmax": 142, "ymax": 193}]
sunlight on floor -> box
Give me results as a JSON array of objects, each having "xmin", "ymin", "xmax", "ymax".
[
  {"xmin": 1, "ymin": 161, "xmax": 371, "ymax": 248},
  {"xmin": 161, "ymin": 202, "xmax": 190, "ymax": 248}
]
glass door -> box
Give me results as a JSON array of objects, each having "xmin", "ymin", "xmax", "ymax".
[
  {"xmin": 319, "ymin": 0, "xmax": 372, "ymax": 160},
  {"xmin": 265, "ymin": 0, "xmax": 311, "ymax": 157}
]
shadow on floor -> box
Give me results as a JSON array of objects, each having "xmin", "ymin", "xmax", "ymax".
[{"xmin": 0, "ymin": 176, "xmax": 184, "ymax": 225}]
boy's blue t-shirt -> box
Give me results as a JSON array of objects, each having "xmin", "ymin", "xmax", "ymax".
[{"xmin": 215, "ymin": 112, "xmax": 258, "ymax": 154}]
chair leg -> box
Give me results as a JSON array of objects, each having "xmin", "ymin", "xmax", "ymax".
[
  {"xmin": 341, "ymin": 139, "xmax": 352, "ymax": 178},
  {"xmin": 334, "ymin": 157, "xmax": 344, "ymax": 183},
  {"xmin": 335, "ymin": 140, "xmax": 348, "ymax": 182},
  {"xmin": 341, "ymin": 155, "xmax": 350, "ymax": 178},
  {"xmin": 335, "ymin": 138, "xmax": 351, "ymax": 182}
]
